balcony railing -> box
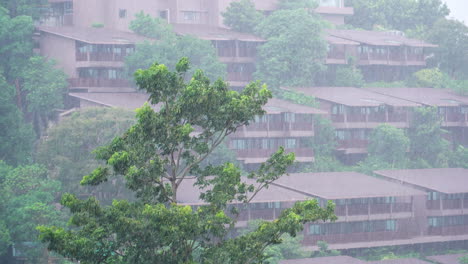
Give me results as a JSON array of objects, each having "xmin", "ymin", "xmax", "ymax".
[
  {"xmin": 76, "ymin": 52, "xmax": 125, "ymax": 62},
  {"xmin": 68, "ymin": 78, "xmax": 131, "ymax": 88}
]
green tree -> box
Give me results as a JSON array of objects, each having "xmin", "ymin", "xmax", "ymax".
[
  {"xmin": 126, "ymin": 12, "xmax": 226, "ymax": 82},
  {"xmin": 278, "ymin": 0, "xmax": 319, "ymax": 9},
  {"xmin": 36, "ymin": 108, "xmax": 136, "ymax": 201},
  {"xmin": 0, "ymin": 162, "xmax": 64, "ymax": 262},
  {"xmin": 367, "ymin": 124, "xmax": 409, "ymax": 167},
  {"xmin": 460, "ymin": 255, "xmax": 468, "ymax": 264},
  {"xmin": 449, "ymin": 146, "xmax": 468, "ymax": 169},
  {"xmin": 312, "ymin": 241, "xmax": 340, "ymax": 258},
  {"xmin": 255, "ymin": 9, "xmax": 327, "ymax": 89},
  {"xmin": 0, "ymin": 0, "xmax": 48, "ymax": 19},
  {"xmin": 0, "ymin": 76, "xmax": 34, "ymax": 165},
  {"xmin": 38, "ymin": 59, "xmax": 336, "ymax": 263},
  {"xmin": 425, "ymin": 19, "xmax": 468, "ymax": 79},
  {"xmin": 0, "ymin": 7, "xmax": 34, "ymax": 82},
  {"xmin": 20, "ymin": 56, "xmax": 68, "ymax": 135},
  {"xmin": 346, "ymin": 0, "xmax": 449, "ymax": 31},
  {"xmin": 333, "ymin": 65, "xmax": 364, "ymax": 87},
  {"xmin": 408, "ymin": 107, "xmax": 450, "ymax": 167},
  {"xmin": 222, "ymin": 0, "xmax": 263, "ymax": 33}
]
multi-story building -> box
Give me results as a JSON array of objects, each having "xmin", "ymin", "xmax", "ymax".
[
  {"xmin": 67, "ymin": 93, "xmax": 320, "ymax": 167},
  {"xmin": 325, "ymin": 29, "xmax": 437, "ymax": 81},
  {"xmin": 286, "ymin": 87, "xmax": 421, "ymax": 162},
  {"xmin": 37, "ymin": 26, "xmax": 146, "ymax": 93},
  {"xmin": 280, "ymin": 256, "xmax": 432, "ymax": 264},
  {"xmin": 272, "ymin": 172, "xmax": 427, "ymax": 246},
  {"xmin": 40, "ymin": 0, "xmax": 73, "ymax": 27},
  {"xmin": 366, "ymin": 87, "xmax": 468, "ymax": 146},
  {"xmin": 228, "ymin": 98, "xmax": 326, "ymax": 167},
  {"xmin": 177, "ymin": 177, "xmax": 309, "ymax": 225},
  {"xmin": 375, "ymin": 168, "xmax": 468, "ymax": 237}
]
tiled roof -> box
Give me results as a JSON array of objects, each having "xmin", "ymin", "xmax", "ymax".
[
  {"xmin": 365, "ymin": 87, "xmax": 468, "ymax": 107},
  {"xmin": 427, "ymin": 254, "xmax": 466, "ymax": 264},
  {"xmin": 265, "ymin": 98, "xmax": 326, "ymax": 114},
  {"xmin": 172, "ymin": 24, "xmax": 265, "ymax": 42},
  {"xmin": 370, "ymin": 258, "xmax": 430, "ymax": 264},
  {"xmin": 273, "ymin": 172, "xmax": 426, "ymax": 200},
  {"xmin": 374, "ymin": 168, "xmax": 468, "ymax": 194},
  {"xmin": 177, "ymin": 177, "xmax": 309, "ymax": 205},
  {"xmin": 69, "ymin": 92, "xmax": 157, "ymax": 110},
  {"xmin": 280, "ymin": 256, "xmax": 365, "ymax": 264},
  {"xmin": 285, "ymin": 87, "xmax": 421, "ymax": 107},
  {"xmin": 328, "ymin": 29, "xmax": 437, "ymax": 48},
  {"xmin": 316, "ymin": 6, "xmax": 354, "ymax": 15},
  {"xmin": 37, "ymin": 26, "xmax": 148, "ymax": 44}
]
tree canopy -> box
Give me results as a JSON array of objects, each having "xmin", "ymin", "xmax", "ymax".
[
  {"xmin": 38, "ymin": 58, "xmax": 336, "ymax": 263},
  {"xmin": 346, "ymin": 0, "xmax": 449, "ymax": 32},
  {"xmin": 126, "ymin": 12, "xmax": 226, "ymax": 82},
  {"xmin": 36, "ymin": 108, "xmax": 136, "ymax": 201},
  {"xmin": 367, "ymin": 124, "xmax": 409, "ymax": 167},
  {"xmin": 255, "ymin": 9, "xmax": 327, "ymax": 89},
  {"xmin": 222, "ymin": 0, "xmax": 263, "ymax": 33},
  {"xmin": 425, "ymin": 18, "xmax": 468, "ymax": 79}
]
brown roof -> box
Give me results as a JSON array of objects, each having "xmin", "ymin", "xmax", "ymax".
[
  {"xmin": 177, "ymin": 177, "xmax": 309, "ymax": 205},
  {"xmin": 366, "ymin": 87, "xmax": 468, "ymax": 107},
  {"xmin": 273, "ymin": 172, "xmax": 425, "ymax": 200},
  {"xmin": 370, "ymin": 259, "xmax": 430, "ymax": 264},
  {"xmin": 327, "ymin": 29, "xmax": 437, "ymax": 48},
  {"xmin": 265, "ymin": 98, "xmax": 326, "ymax": 114},
  {"xmin": 69, "ymin": 93, "xmax": 161, "ymax": 111},
  {"xmin": 326, "ymin": 35, "xmax": 360, "ymax": 45},
  {"xmin": 315, "ymin": 6, "xmax": 355, "ymax": 15},
  {"xmin": 306, "ymin": 233, "xmax": 468, "ymax": 251},
  {"xmin": 37, "ymin": 26, "xmax": 148, "ymax": 44},
  {"xmin": 427, "ymin": 254, "xmax": 466, "ymax": 264},
  {"xmin": 172, "ymin": 24, "xmax": 265, "ymax": 42},
  {"xmin": 285, "ymin": 87, "xmax": 421, "ymax": 107},
  {"xmin": 374, "ymin": 168, "xmax": 468, "ymax": 194},
  {"xmin": 280, "ymin": 256, "xmax": 365, "ymax": 264}
]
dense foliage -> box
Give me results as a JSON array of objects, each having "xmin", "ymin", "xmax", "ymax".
[
  {"xmin": 126, "ymin": 12, "xmax": 226, "ymax": 82},
  {"xmin": 36, "ymin": 108, "xmax": 136, "ymax": 201},
  {"xmin": 38, "ymin": 59, "xmax": 336, "ymax": 263},
  {"xmin": 255, "ymin": 8, "xmax": 327, "ymax": 89},
  {"xmin": 222, "ymin": 0, "xmax": 263, "ymax": 33}
]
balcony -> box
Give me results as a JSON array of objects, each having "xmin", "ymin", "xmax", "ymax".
[{"xmin": 68, "ymin": 78, "xmax": 131, "ymax": 88}]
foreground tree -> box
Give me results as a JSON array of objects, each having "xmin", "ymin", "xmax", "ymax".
[
  {"xmin": 38, "ymin": 59, "xmax": 336, "ymax": 263},
  {"xmin": 0, "ymin": 162, "xmax": 64, "ymax": 262}
]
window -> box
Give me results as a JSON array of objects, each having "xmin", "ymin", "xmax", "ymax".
[
  {"xmin": 159, "ymin": 10, "xmax": 168, "ymax": 20},
  {"xmin": 230, "ymin": 139, "xmax": 246, "ymax": 150},
  {"xmin": 285, "ymin": 138, "xmax": 297, "ymax": 149},
  {"xmin": 332, "ymin": 104, "xmax": 345, "ymax": 115},
  {"xmin": 119, "ymin": 9, "xmax": 127, "ymax": 18},
  {"xmin": 284, "ymin": 112, "xmax": 296, "ymax": 123},
  {"xmin": 428, "ymin": 191, "xmax": 439, "ymax": 201},
  {"xmin": 309, "ymin": 224, "xmax": 321, "ymax": 235},
  {"xmin": 183, "ymin": 11, "xmax": 201, "ymax": 22},
  {"xmin": 385, "ymin": 220, "xmax": 396, "ymax": 231}
]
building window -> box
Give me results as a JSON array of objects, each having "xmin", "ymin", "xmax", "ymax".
[
  {"xmin": 284, "ymin": 113, "xmax": 296, "ymax": 123},
  {"xmin": 427, "ymin": 191, "xmax": 439, "ymax": 201},
  {"xmin": 385, "ymin": 220, "xmax": 396, "ymax": 231},
  {"xmin": 285, "ymin": 138, "xmax": 297, "ymax": 149},
  {"xmin": 309, "ymin": 224, "xmax": 321, "ymax": 235},
  {"xmin": 332, "ymin": 104, "xmax": 345, "ymax": 115},
  {"xmin": 182, "ymin": 11, "xmax": 201, "ymax": 22},
  {"xmin": 159, "ymin": 10, "xmax": 168, "ymax": 20},
  {"xmin": 119, "ymin": 9, "xmax": 127, "ymax": 18}
]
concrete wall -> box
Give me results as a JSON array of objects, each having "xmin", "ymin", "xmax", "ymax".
[{"xmin": 40, "ymin": 32, "xmax": 77, "ymax": 77}]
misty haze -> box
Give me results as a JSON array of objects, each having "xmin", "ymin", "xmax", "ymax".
[{"xmin": 0, "ymin": 0, "xmax": 467, "ymax": 263}]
